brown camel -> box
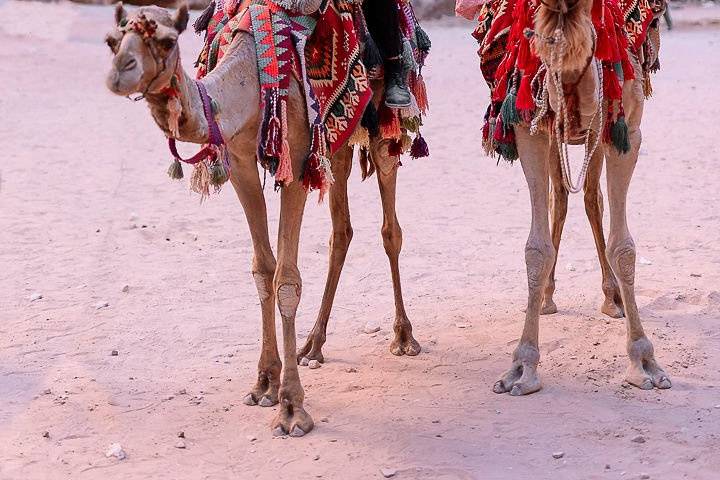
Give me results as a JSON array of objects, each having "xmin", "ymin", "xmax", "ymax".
[
  {"xmin": 493, "ymin": 0, "xmax": 672, "ymax": 396},
  {"xmin": 542, "ymin": 4, "xmax": 666, "ymax": 320},
  {"xmin": 105, "ymin": 3, "xmax": 419, "ymax": 436}
]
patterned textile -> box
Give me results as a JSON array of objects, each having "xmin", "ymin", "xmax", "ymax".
[
  {"xmin": 196, "ymin": 0, "xmax": 373, "ymax": 196},
  {"xmin": 473, "ymin": 0, "xmax": 654, "ymax": 161}
]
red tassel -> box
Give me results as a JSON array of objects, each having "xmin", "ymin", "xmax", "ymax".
[
  {"xmin": 516, "ymin": 74, "xmax": 533, "ymax": 111},
  {"xmin": 603, "ymin": 64, "xmax": 622, "ymax": 100},
  {"xmin": 413, "ymin": 74, "xmax": 429, "ymax": 115},
  {"xmin": 388, "ymin": 139, "xmax": 403, "ymax": 157},
  {"xmin": 595, "ymin": 24, "xmax": 612, "ymax": 61},
  {"xmin": 410, "ymin": 134, "xmax": 429, "ymax": 159},
  {"xmin": 379, "ymin": 106, "xmax": 402, "ymax": 140},
  {"xmin": 264, "ymin": 116, "xmax": 282, "ymax": 157},
  {"xmin": 302, "ymin": 153, "xmax": 324, "ymax": 191}
]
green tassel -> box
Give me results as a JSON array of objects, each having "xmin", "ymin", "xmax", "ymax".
[
  {"xmin": 496, "ymin": 142, "xmax": 519, "ymax": 162},
  {"xmin": 610, "ymin": 117, "xmax": 630, "ymax": 154},
  {"xmin": 167, "ymin": 159, "xmax": 184, "ymax": 179},
  {"xmin": 401, "ymin": 115, "xmax": 422, "ymax": 133},
  {"xmin": 209, "ymin": 161, "xmax": 228, "ymax": 187},
  {"xmin": 613, "ymin": 62, "xmax": 624, "ymax": 82},
  {"xmin": 500, "ymin": 88, "xmax": 520, "ymax": 126},
  {"xmin": 415, "ymin": 25, "xmax": 431, "ymax": 55}
]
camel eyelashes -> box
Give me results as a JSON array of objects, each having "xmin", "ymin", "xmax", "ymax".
[
  {"xmin": 157, "ymin": 37, "xmax": 176, "ymax": 51},
  {"xmin": 105, "ymin": 33, "xmax": 120, "ymax": 53}
]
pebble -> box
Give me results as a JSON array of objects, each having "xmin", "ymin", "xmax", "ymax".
[
  {"xmin": 552, "ymin": 451, "xmax": 565, "ymax": 459},
  {"xmin": 380, "ymin": 468, "xmax": 397, "ymax": 478},
  {"xmin": 42, "ymin": 431, "xmax": 50, "ymax": 438},
  {"xmin": 308, "ymin": 360, "xmax": 321, "ymax": 369},
  {"xmin": 246, "ymin": 435, "xmax": 256, "ymax": 442},
  {"xmin": 121, "ymin": 285, "xmax": 130, "ymax": 293},
  {"xmin": 313, "ymin": 454, "xmax": 320, "ymax": 461},
  {"xmin": 105, "ymin": 443, "xmax": 127, "ymax": 460},
  {"xmin": 175, "ymin": 440, "xmax": 186, "ymax": 449},
  {"xmin": 299, "ymin": 357, "xmax": 310, "ymax": 367},
  {"xmin": 95, "ymin": 301, "xmax": 110, "ymax": 310},
  {"xmin": 455, "ymin": 322, "xmax": 471, "ymax": 329},
  {"xmin": 177, "ymin": 431, "xmax": 185, "ymax": 438},
  {"xmin": 111, "ymin": 350, "xmax": 119, "ymax": 356},
  {"xmin": 714, "ymin": 404, "xmax": 720, "ymax": 409},
  {"xmin": 129, "ymin": 212, "xmax": 138, "ymax": 222},
  {"xmin": 363, "ymin": 322, "xmax": 381, "ymax": 334},
  {"xmin": 631, "ymin": 435, "xmax": 646, "ymax": 444},
  {"xmin": 565, "ymin": 263, "xmax": 576, "ymax": 272},
  {"xmin": 640, "ymin": 474, "xmax": 650, "ymax": 479},
  {"xmin": 345, "ymin": 367, "xmax": 358, "ymax": 373},
  {"xmin": 639, "ymin": 257, "xmax": 653, "ymax": 266},
  {"xmin": 30, "ymin": 293, "xmax": 43, "ymax": 302}
]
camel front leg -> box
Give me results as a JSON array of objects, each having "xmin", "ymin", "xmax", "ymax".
[
  {"xmin": 297, "ymin": 146, "xmax": 354, "ymax": 364},
  {"xmin": 542, "ymin": 143, "xmax": 567, "ymax": 315},
  {"xmin": 605, "ymin": 132, "xmax": 671, "ymax": 390},
  {"xmin": 272, "ymin": 180, "xmax": 314, "ymax": 436},
  {"xmin": 583, "ymin": 151, "xmax": 624, "ymax": 318},
  {"xmin": 494, "ymin": 127, "xmax": 555, "ymax": 396},
  {"xmin": 227, "ymin": 153, "xmax": 282, "ymax": 408},
  {"xmin": 372, "ymin": 138, "xmax": 420, "ymax": 357}
]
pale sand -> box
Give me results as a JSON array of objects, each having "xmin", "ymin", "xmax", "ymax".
[{"xmin": 1, "ymin": 2, "xmax": 719, "ymax": 479}]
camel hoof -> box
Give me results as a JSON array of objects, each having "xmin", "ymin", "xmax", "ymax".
[
  {"xmin": 541, "ymin": 298, "xmax": 558, "ymax": 315},
  {"xmin": 289, "ymin": 426, "xmax": 306, "ymax": 437},
  {"xmin": 272, "ymin": 427, "xmax": 286, "ymax": 437},
  {"xmin": 297, "ymin": 340, "xmax": 325, "ymax": 365},
  {"xmin": 601, "ymin": 300, "xmax": 624, "ymax": 318},
  {"xmin": 271, "ymin": 403, "xmax": 314, "ymax": 438},
  {"xmin": 493, "ymin": 380, "xmax": 509, "ymax": 394},
  {"xmin": 390, "ymin": 334, "xmax": 421, "ymax": 357},
  {"xmin": 625, "ymin": 336, "xmax": 671, "ymax": 391},
  {"xmin": 243, "ymin": 394, "xmax": 258, "ymax": 406},
  {"xmin": 259, "ymin": 395, "xmax": 277, "ymax": 407}
]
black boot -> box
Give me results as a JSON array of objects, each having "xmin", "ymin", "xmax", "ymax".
[{"xmin": 384, "ymin": 57, "xmax": 411, "ymax": 108}]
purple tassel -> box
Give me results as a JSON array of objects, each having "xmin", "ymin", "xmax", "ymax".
[{"xmin": 410, "ymin": 134, "xmax": 429, "ymax": 159}]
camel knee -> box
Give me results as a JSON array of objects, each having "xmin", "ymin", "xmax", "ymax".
[
  {"xmin": 525, "ymin": 241, "xmax": 556, "ymax": 292},
  {"xmin": 252, "ymin": 272, "xmax": 274, "ymax": 302},
  {"xmin": 607, "ymin": 238, "xmax": 636, "ymax": 286},
  {"xmin": 331, "ymin": 225, "xmax": 353, "ymax": 252},
  {"xmin": 276, "ymin": 283, "xmax": 301, "ymax": 319},
  {"xmin": 381, "ymin": 222, "xmax": 402, "ymax": 256}
]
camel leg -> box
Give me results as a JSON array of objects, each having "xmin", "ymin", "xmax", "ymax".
[
  {"xmin": 542, "ymin": 144, "xmax": 567, "ymax": 315},
  {"xmin": 227, "ymin": 153, "xmax": 282, "ymax": 408},
  {"xmin": 371, "ymin": 140, "xmax": 421, "ymax": 356},
  {"xmin": 494, "ymin": 128, "xmax": 554, "ymax": 396},
  {"xmin": 271, "ymin": 180, "xmax": 314, "ymax": 436},
  {"xmin": 583, "ymin": 151, "xmax": 624, "ymax": 318},
  {"xmin": 297, "ymin": 146, "xmax": 354, "ymax": 364},
  {"xmin": 605, "ymin": 132, "xmax": 671, "ymax": 390}
]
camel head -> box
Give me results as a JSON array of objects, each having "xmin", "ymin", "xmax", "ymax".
[
  {"xmin": 105, "ymin": 2, "xmax": 189, "ymax": 97},
  {"xmin": 533, "ymin": 0, "xmax": 598, "ymax": 139}
]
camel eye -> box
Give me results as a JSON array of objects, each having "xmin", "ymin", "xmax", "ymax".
[
  {"xmin": 105, "ymin": 34, "xmax": 119, "ymax": 53},
  {"xmin": 157, "ymin": 37, "xmax": 176, "ymax": 51}
]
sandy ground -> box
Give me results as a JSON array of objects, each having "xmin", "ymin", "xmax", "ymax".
[{"xmin": 1, "ymin": 1, "xmax": 720, "ymax": 479}]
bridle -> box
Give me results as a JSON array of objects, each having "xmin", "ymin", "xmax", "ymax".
[{"xmin": 118, "ymin": 14, "xmax": 175, "ymax": 102}]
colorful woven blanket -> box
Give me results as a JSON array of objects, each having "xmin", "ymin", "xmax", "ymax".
[
  {"xmin": 196, "ymin": 0, "xmax": 373, "ymax": 196},
  {"xmin": 473, "ymin": 0, "xmax": 655, "ymax": 162}
]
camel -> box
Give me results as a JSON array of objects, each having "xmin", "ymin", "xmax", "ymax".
[
  {"xmin": 542, "ymin": 3, "xmax": 666, "ymax": 320},
  {"xmin": 104, "ymin": 2, "xmax": 419, "ymax": 436},
  {"xmin": 491, "ymin": 0, "xmax": 672, "ymax": 396}
]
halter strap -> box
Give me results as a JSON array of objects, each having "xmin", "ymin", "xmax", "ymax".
[{"xmin": 168, "ymin": 80, "xmax": 225, "ymax": 164}]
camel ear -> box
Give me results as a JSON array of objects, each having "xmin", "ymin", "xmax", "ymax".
[
  {"xmin": 174, "ymin": 3, "xmax": 189, "ymax": 33},
  {"xmin": 115, "ymin": 2, "xmax": 127, "ymax": 26}
]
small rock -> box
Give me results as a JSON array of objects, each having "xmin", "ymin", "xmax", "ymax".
[
  {"xmin": 177, "ymin": 431, "xmax": 185, "ymax": 438},
  {"xmin": 363, "ymin": 322, "xmax": 381, "ymax": 334},
  {"xmin": 246, "ymin": 435, "xmax": 256, "ymax": 442},
  {"xmin": 111, "ymin": 350, "xmax": 119, "ymax": 356},
  {"xmin": 299, "ymin": 357, "xmax": 310, "ymax": 367},
  {"xmin": 565, "ymin": 263, "xmax": 576, "ymax": 272},
  {"xmin": 320, "ymin": 417, "xmax": 329, "ymax": 423},
  {"xmin": 638, "ymin": 257, "xmax": 652, "ymax": 266},
  {"xmin": 631, "ymin": 435, "xmax": 646, "ymax": 444},
  {"xmin": 552, "ymin": 451, "xmax": 565, "ymax": 459},
  {"xmin": 455, "ymin": 322, "xmax": 471, "ymax": 329},
  {"xmin": 177, "ymin": 388, "xmax": 187, "ymax": 395},
  {"xmin": 105, "ymin": 443, "xmax": 127, "ymax": 460},
  {"xmin": 121, "ymin": 285, "xmax": 130, "ymax": 293},
  {"xmin": 175, "ymin": 440, "xmax": 186, "ymax": 449},
  {"xmin": 30, "ymin": 293, "xmax": 43, "ymax": 302},
  {"xmin": 129, "ymin": 212, "xmax": 138, "ymax": 222},
  {"xmin": 42, "ymin": 431, "xmax": 50, "ymax": 438},
  {"xmin": 690, "ymin": 273, "xmax": 702, "ymax": 278},
  {"xmin": 345, "ymin": 367, "xmax": 358, "ymax": 373},
  {"xmin": 43, "ymin": 389, "xmax": 52, "ymax": 395},
  {"xmin": 313, "ymin": 454, "xmax": 320, "ymax": 461},
  {"xmin": 380, "ymin": 468, "xmax": 397, "ymax": 478},
  {"xmin": 95, "ymin": 301, "xmax": 110, "ymax": 310},
  {"xmin": 714, "ymin": 404, "xmax": 720, "ymax": 409},
  {"xmin": 640, "ymin": 474, "xmax": 650, "ymax": 480},
  {"xmin": 308, "ymin": 360, "xmax": 321, "ymax": 369},
  {"xmin": 605, "ymin": 464, "xmax": 611, "ymax": 470}
]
